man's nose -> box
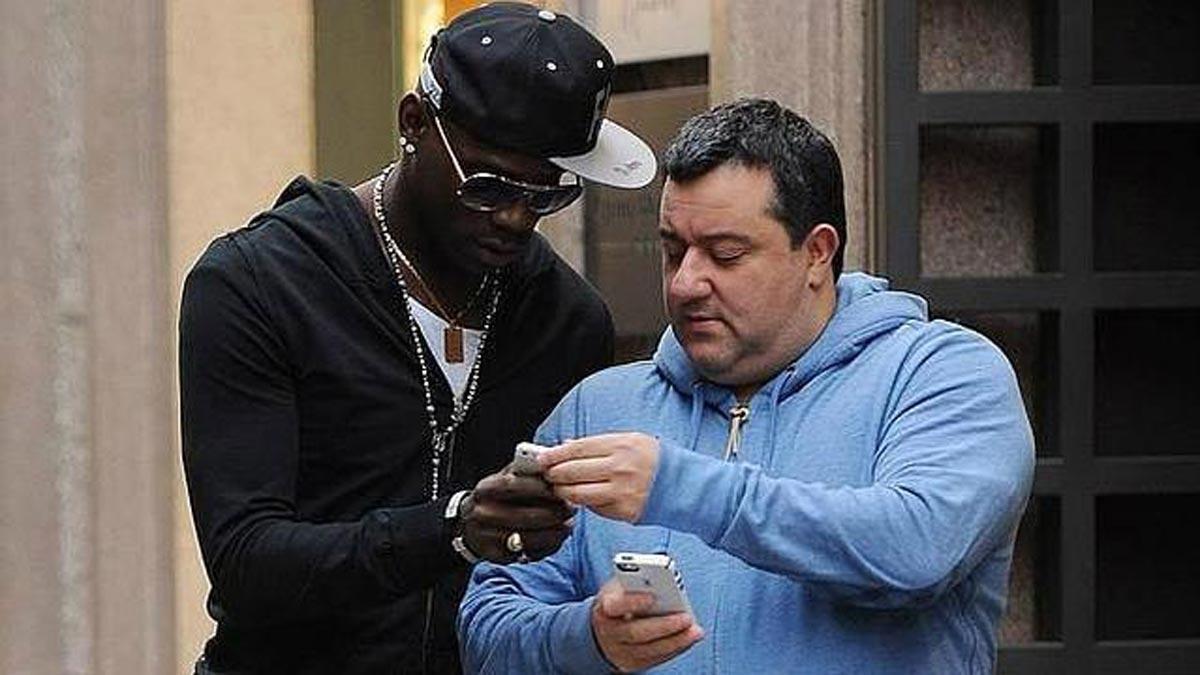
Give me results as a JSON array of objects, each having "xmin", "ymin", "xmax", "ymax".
[
  {"xmin": 491, "ymin": 199, "xmax": 538, "ymax": 235},
  {"xmin": 668, "ymin": 249, "xmax": 712, "ymax": 302}
]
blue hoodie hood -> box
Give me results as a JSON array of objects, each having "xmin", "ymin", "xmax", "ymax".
[{"xmin": 653, "ymin": 272, "xmax": 928, "ymax": 399}]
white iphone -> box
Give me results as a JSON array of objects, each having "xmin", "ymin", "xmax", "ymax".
[
  {"xmin": 512, "ymin": 441, "xmax": 550, "ymax": 475},
  {"xmin": 612, "ymin": 552, "xmax": 692, "ymax": 617}
]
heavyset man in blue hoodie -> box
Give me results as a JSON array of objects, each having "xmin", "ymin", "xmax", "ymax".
[{"xmin": 458, "ymin": 98, "xmax": 1035, "ymax": 674}]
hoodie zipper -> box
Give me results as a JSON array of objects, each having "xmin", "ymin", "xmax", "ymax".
[
  {"xmin": 714, "ymin": 404, "xmax": 749, "ymax": 672},
  {"xmin": 722, "ymin": 404, "xmax": 750, "ymax": 462},
  {"xmin": 421, "ymin": 589, "xmax": 434, "ymax": 672}
]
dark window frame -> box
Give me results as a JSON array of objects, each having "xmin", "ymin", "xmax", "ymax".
[{"xmin": 878, "ymin": 1, "xmax": 1200, "ymax": 672}]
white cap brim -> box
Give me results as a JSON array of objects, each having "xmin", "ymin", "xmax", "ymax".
[{"xmin": 550, "ymin": 119, "xmax": 657, "ymax": 189}]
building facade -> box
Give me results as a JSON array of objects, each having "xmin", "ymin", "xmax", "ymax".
[{"xmin": 2, "ymin": 1, "xmax": 1196, "ymax": 673}]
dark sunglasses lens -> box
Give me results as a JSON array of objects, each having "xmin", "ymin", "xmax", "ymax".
[
  {"xmin": 527, "ymin": 184, "xmax": 582, "ymax": 215},
  {"xmin": 458, "ymin": 176, "xmax": 522, "ymax": 212},
  {"xmin": 459, "ymin": 176, "xmax": 581, "ymax": 216}
]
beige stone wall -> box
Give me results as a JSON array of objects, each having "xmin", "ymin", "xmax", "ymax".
[
  {"xmin": 166, "ymin": 1, "xmax": 315, "ymax": 670},
  {"xmin": 2, "ymin": 1, "xmax": 174, "ymax": 672},
  {"xmin": 711, "ymin": 0, "xmax": 874, "ymax": 272}
]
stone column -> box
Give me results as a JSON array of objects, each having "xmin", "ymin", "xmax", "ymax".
[
  {"xmin": 167, "ymin": 1, "xmax": 316, "ymax": 669},
  {"xmin": 0, "ymin": 1, "xmax": 175, "ymax": 673},
  {"xmin": 711, "ymin": 0, "xmax": 875, "ymax": 272}
]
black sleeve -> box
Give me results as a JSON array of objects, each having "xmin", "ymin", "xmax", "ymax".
[{"xmin": 179, "ymin": 237, "xmax": 463, "ymax": 627}]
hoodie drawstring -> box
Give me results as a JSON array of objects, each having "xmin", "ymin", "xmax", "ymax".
[
  {"xmin": 688, "ymin": 381, "xmax": 705, "ymax": 454},
  {"xmin": 722, "ymin": 404, "xmax": 750, "ymax": 462}
]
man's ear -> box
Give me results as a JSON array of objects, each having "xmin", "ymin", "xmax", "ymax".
[
  {"xmin": 396, "ymin": 92, "xmax": 429, "ymax": 141},
  {"xmin": 803, "ymin": 223, "xmax": 840, "ymax": 285}
]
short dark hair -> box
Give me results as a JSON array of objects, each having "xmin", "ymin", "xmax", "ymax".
[{"xmin": 663, "ymin": 98, "xmax": 847, "ymax": 277}]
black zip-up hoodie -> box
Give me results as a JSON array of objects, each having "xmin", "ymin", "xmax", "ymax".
[{"xmin": 180, "ymin": 177, "xmax": 613, "ymax": 673}]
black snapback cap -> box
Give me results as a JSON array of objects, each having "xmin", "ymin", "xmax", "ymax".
[{"xmin": 419, "ymin": 2, "xmax": 656, "ymax": 189}]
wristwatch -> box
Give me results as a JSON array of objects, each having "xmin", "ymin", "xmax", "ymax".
[{"xmin": 445, "ymin": 489, "xmax": 480, "ymax": 564}]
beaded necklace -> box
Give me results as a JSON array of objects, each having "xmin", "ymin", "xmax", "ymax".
[{"xmin": 371, "ymin": 161, "xmax": 503, "ymax": 499}]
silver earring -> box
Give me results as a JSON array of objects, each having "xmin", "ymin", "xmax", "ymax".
[{"xmin": 399, "ymin": 135, "xmax": 417, "ymax": 155}]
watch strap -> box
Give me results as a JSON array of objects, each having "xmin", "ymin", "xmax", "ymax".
[
  {"xmin": 445, "ymin": 490, "xmax": 480, "ymax": 564},
  {"xmin": 451, "ymin": 534, "xmax": 481, "ymax": 564}
]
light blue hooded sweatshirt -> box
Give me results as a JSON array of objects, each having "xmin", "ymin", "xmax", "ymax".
[{"xmin": 459, "ymin": 273, "xmax": 1035, "ymax": 674}]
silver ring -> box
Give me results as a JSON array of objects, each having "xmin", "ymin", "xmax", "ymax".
[{"xmin": 505, "ymin": 531, "xmax": 524, "ymax": 554}]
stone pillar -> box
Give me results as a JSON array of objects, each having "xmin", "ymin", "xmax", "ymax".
[
  {"xmin": 167, "ymin": 1, "xmax": 316, "ymax": 670},
  {"xmin": 711, "ymin": 0, "xmax": 875, "ymax": 272},
  {"xmin": 1, "ymin": 0, "xmax": 174, "ymax": 673}
]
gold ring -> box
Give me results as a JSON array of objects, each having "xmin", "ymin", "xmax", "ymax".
[{"xmin": 505, "ymin": 531, "xmax": 524, "ymax": 554}]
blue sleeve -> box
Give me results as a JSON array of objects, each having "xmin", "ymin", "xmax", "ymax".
[
  {"xmin": 457, "ymin": 386, "xmax": 613, "ymax": 674},
  {"xmin": 639, "ymin": 332, "xmax": 1035, "ymax": 609}
]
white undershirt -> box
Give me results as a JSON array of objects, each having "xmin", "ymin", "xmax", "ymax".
[{"xmin": 408, "ymin": 296, "xmax": 482, "ymax": 400}]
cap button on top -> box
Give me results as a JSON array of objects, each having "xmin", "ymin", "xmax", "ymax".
[{"xmin": 537, "ymin": 9, "xmax": 557, "ymax": 22}]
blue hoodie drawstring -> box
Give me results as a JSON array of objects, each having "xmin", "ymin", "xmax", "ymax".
[
  {"xmin": 688, "ymin": 381, "xmax": 705, "ymax": 454},
  {"xmin": 722, "ymin": 404, "xmax": 750, "ymax": 461}
]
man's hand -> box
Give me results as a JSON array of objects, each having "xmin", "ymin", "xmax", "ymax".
[
  {"xmin": 460, "ymin": 470, "xmax": 573, "ymax": 563},
  {"xmin": 591, "ymin": 580, "xmax": 703, "ymax": 673},
  {"xmin": 539, "ymin": 433, "xmax": 659, "ymax": 523}
]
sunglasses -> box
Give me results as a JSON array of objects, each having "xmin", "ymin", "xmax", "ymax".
[{"xmin": 429, "ymin": 110, "xmax": 583, "ymax": 216}]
